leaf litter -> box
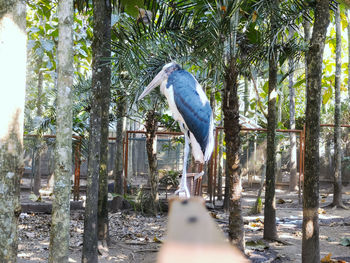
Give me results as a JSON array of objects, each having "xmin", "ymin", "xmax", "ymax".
[{"xmin": 17, "ymin": 187, "xmax": 350, "ymax": 262}]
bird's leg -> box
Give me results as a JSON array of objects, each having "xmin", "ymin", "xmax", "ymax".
[
  {"xmin": 175, "ymin": 133, "xmax": 190, "ymax": 198},
  {"xmin": 194, "ymin": 171, "xmax": 204, "ymax": 180},
  {"xmin": 195, "ymin": 162, "xmax": 206, "ymax": 180}
]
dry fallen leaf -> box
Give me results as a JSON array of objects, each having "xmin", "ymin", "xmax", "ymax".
[
  {"xmin": 153, "ymin": 236, "xmax": 163, "ymax": 243},
  {"xmin": 277, "ymin": 199, "xmax": 285, "ymax": 204},
  {"xmin": 320, "ymin": 252, "xmax": 332, "ymax": 263},
  {"xmin": 318, "ymin": 208, "xmax": 326, "ymax": 214},
  {"xmin": 209, "ymin": 212, "xmax": 217, "ymax": 219}
]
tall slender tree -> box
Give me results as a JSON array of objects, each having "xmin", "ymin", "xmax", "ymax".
[
  {"xmin": 220, "ymin": 4, "xmax": 245, "ymax": 251},
  {"xmin": 264, "ymin": 0, "xmax": 279, "ymax": 241},
  {"xmin": 82, "ymin": 0, "xmax": 104, "ymax": 260},
  {"xmin": 145, "ymin": 110, "xmax": 159, "ymax": 215},
  {"xmin": 223, "ymin": 58, "xmax": 245, "ymax": 251},
  {"xmin": 288, "ymin": 27, "xmax": 298, "ymax": 191},
  {"xmin": 302, "ymin": 1, "xmax": 330, "ymax": 262},
  {"xmin": 48, "ymin": 0, "xmax": 74, "ymax": 262},
  {"xmin": 97, "ymin": 0, "xmax": 112, "ymax": 252},
  {"xmin": 0, "ymin": 0, "xmax": 26, "ymax": 261},
  {"xmin": 33, "ymin": 65, "xmax": 43, "ymax": 195},
  {"xmin": 113, "ymin": 91, "xmax": 126, "ymax": 195},
  {"xmin": 348, "ymin": 10, "xmax": 350, "ymax": 100},
  {"xmin": 329, "ymin": 4, "xmax": 347, "ymax": 208}
]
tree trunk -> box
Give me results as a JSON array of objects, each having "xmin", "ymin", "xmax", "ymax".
[
  {"xmin": 209, "ymin": 90, "xmax": 215, "ymax": 201},
  {"xmin": 82, "ymin": 0, "xmax": 106, "ymax": 260},
  {"xmin": 276, "ymin": 91, "xmax": 283, "ymax": 183},
  {"xmin": 113, "ymin": 93, "xmax": 126, "ymax": 195},
  {"xmin": 264, "ymin": 29, "xmax": 278, "ymax": 241},
  {"xmin": 145, "ymin": 110, "xmax": 159, "ymax": 215},
  {"xmin": 348, "ymin": 10, "xmax": 350, "ymax": 101},
  {"xmin": 331, "ymin": 4, "xmax": 345, "ymax": 208},
  {"xmin": 303, "ymin": 18, "xmax": 311, "ymax": 103},
  {"xmin": 48, "ymin": 0, "xmax": 73, "ymax": 262},
  {"xmin": 33, "ymin": 70, "xmax": 43, "ymax": 195},
  {"xmin": 223, "ymin": 60, "xmax": 245, "ymax": 251},
  {"xmin": 97, "ymin": 0, "xmax": 112, "ymax": 251},
  {"xmin": 288, "ymin": 27, "xmax": 298, "ymax": 191},
  {"xmin": 302, "ymin": 1, "xmax": 330, "ymax": 262},
  {"xmin": 244, "ymin": 77, "xmax": 249, "ymax": 116},
  {"xmin": 217, "ymin": 122, "xmax": 223, "ymax": 201},
  {"xmin": 0, "ymin": 0, "xmax": 26, "ymax": 261}
]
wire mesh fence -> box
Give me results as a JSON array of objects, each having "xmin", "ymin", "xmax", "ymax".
[{"xmin": 21, "ymin": 125, "xmax": 350, "ymax": 198}]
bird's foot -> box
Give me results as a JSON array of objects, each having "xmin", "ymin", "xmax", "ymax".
[
  {"xmin": 175, "ymin": 184, "xmax": 190, "ymax": 198},
  {"xmin": 194, "ymin": 171, "xmax": 204, "ymax": 180}
]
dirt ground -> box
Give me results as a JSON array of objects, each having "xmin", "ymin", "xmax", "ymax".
[{"xmin": 17, "ymin": 185, "xmax": 350, "ymax": 263}]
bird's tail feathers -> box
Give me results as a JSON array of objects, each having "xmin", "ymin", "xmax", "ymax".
[{"xmin": 204, "ymin": 115, "xmax": 215, "ymax": 162}]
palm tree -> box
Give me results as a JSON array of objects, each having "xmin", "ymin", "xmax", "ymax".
[
  {"xmin": 328, "ymin": 3, "xmax": 347, "ymax": 209},
  {"xmin": 49, "ymin": 0, "xmax": 74, "ymax": 261},
  {"xmin": 187, "ymin": 0, "xmax": 308, "ymax": 248},
  {"xmin": 288, "ymin": 26, "xmax": 298, "ymax": 192},
  {"xmin": 82, "ymin": 0, "xmax": 112, "ymax": 260},
  {"xmin": 348, "ymin": 10, "xmax": 350, "ymax": 100},
  {"xmin": 263, "ymin": 0, "xmax": 280, "ymax": 240},
  {"xmin": 243, "ymin": 0, "xmax": 311, "ymax": 241},
  {"xmin": 302, "ymin": 1, "xmax": 330, "ymax": 262},
  {"xmin": 112, "ymin": 0, "xmax": 309, "ymax": 249}
]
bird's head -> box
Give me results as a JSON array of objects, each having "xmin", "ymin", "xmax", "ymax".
[{"xmin": 138, "ymin": 62, "xmax": 181, "ymax": 100}]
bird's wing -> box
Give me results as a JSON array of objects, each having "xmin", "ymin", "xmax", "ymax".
[{"xmin": 167, "ymin": 70, "xmax": 212, "ymax": 153}]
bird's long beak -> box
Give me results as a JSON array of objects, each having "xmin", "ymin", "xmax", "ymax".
[{"xmin": 138, "ymin": 69, "xmax": 167, "ymax": 100}]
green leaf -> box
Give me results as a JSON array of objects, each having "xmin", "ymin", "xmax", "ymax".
[
  {"xmin": 246, "ymin": 23, "xmax": 261, "ymax": 44},
  {"xmin": 322, "ymin": 86, "xmax": 332, "ymax": 105},
  {"xmin": 51, "ymin": 28, "xmax": 58, "ymax": 38},
  {"xmin": 262, "ymin": 81, "xmax": 269, "ymax": 93},
  {"xmin": 215, "ymin": 91, "xmax": 221, "ymax": 102},
  {"xmin": 45, "ymin": 23, "xmax": 54, "ymax": 32},
  {"xmin": 340, "ymin": 11, "xmax": 348, "ymax": 30},
  {"xmin": 328, "ymin": 38, "xmax": 336, "ymax": 54},
  {"xmin": 293, "ymin": 77, "xmax": 305, "ymax": 89},
  {"xmin": 78, "ymin": 48, "xmax": 88, "ymax": 57},
  {"xmin": 339, "ymin": 0, "xmax": 350, "ymax": 9},
  {"xmin": 120, "ymin": 0, "xmax": 144, "ymax": 18},
  {"xmin": 340, "ymin": 237, "xmax": 350, "ymax": 246}
]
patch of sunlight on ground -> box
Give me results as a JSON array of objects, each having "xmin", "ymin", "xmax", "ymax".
[
  {"xmin": 243, "ymin": 197, "xmax": 256, "ymax": 203},
  {"xmin": 68, "ymin": 258, "xmax": 77, "ymax": 263},
  {"xmin": 108, "ymin": 254, "xmax": 129, "ymax": 262},
  {"xmin": 319, "ymin": 214, "xmax": 342, "ymax": 220},
  {"xmin": 244, "ymin": 215, "xmax": 265, "ymax": 221},
  {"xmin": 18, "ymin": 252, "xmax": 45, "ymax": 261},
  {"xmin": 278, "ymin": 233, "xmax": 297, "ymax": 239},
  {"xmin": 18, "ymin": 252, "xmax": 33, "ymax": 258}
]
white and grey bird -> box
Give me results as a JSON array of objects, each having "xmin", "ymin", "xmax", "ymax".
[{"xmin": 138, "ymin": 62, "xmax": 214, "ymax": 198}]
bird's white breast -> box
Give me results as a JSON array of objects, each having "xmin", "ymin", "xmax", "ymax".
[
  {"xmin": 161, "ymin": 82, "xmax": 187, "ymax": 125},
  {"xmin": 161, "ymin": 80, "xmax": 206, "ymax": 163}
]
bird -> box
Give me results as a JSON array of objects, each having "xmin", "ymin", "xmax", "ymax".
[{"xmin": 138, "ymin": 62, "xmax": 214, "ymax": 198}]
